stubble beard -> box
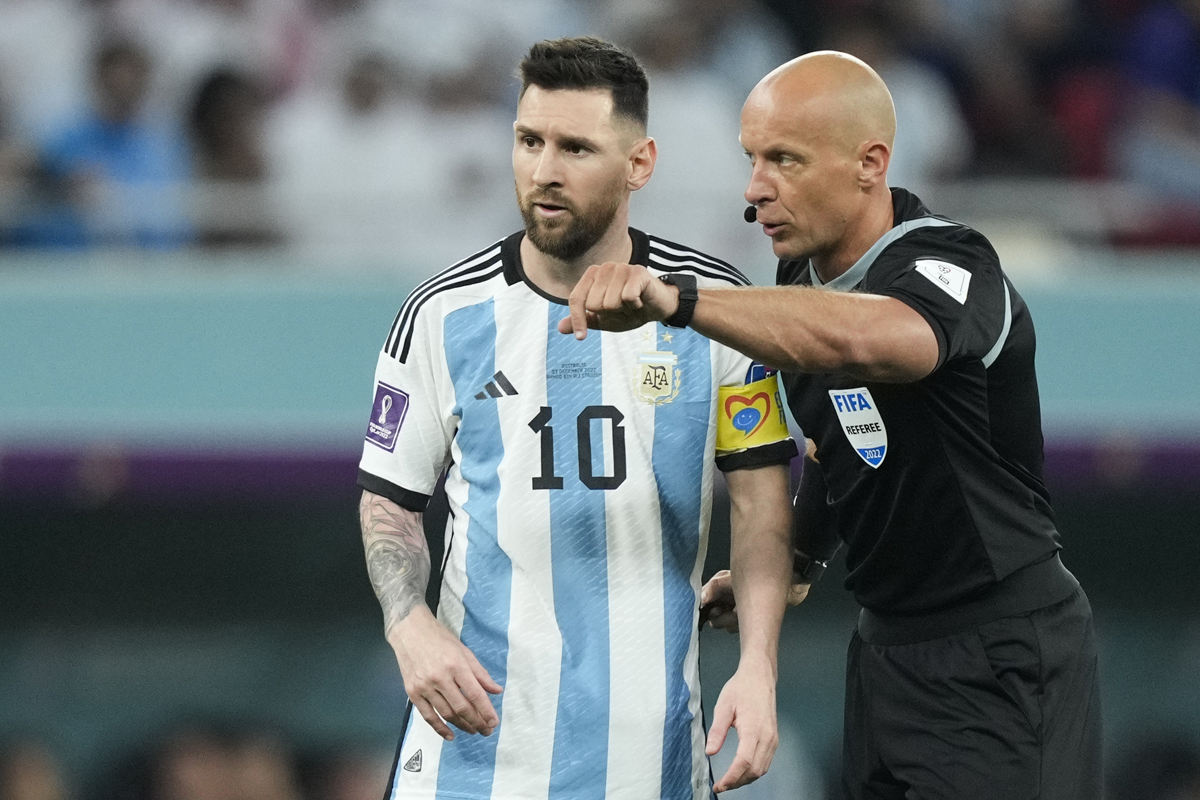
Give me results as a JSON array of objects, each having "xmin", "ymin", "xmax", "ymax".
[{"xmin": 517, "ymin": 180, "xmax": 623, "ymax": 263}]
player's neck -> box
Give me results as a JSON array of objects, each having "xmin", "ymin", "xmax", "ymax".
[{"xmin": 521, "ymin": 219, "xmax": 633, "ymax": 300}]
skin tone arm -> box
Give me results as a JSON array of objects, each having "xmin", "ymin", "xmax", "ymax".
[
  {"xmin": 703, "ymin": 438, "xmax": 825, "ymax": 634},
  {"xmin": 705, "ymin": 464, "xmax": 793, "ymax": 792},
  {"xmin": 558, "ymin": 265, "xmax": 939, "ymax": 383},
  {"xmin": 360, "ymin": 490, "xmax": 502, "ymax": 741}
]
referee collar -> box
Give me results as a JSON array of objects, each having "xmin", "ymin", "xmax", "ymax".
[
  {"xmin": 502, "ymin": 228, "xmax": 652, "ymax": 305},
  {"xmin": 805, "ymin": 188, "xmax": 956, "ymax": 292}
]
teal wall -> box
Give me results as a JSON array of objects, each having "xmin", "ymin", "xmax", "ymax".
[{"xmin": 2, "ymin": 259, "xmax": 1200, "ymax": 449}]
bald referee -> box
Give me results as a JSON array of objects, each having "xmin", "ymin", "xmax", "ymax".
[{"xmin": 560, "ymin": 51, "xmax": 1103, "ymax": 800}]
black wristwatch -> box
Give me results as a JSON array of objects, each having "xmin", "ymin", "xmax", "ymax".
[
  {"xmin": 793, "ymin": 549, "xmax": 829, "ymax": 585},
  {"xmin": 658, "ymin": 273, "xmax": 698, "ymax": 328}
]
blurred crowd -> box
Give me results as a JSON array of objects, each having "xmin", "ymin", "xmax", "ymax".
[
  {"xmin": 6, "ymin": 726, "xmax": 1200, "ymax": 800},
  {"xmin": 0, "ymin": 728, "xmax": 393, "ymax": 800},
  {"xmin": 0, "ymin": 0, "xmax": 1197, "ymax": 261}
]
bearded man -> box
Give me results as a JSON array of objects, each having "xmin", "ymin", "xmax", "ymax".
[{"xmin": 355, "ymin": 37, "xmax": 799, "ymax": 799}]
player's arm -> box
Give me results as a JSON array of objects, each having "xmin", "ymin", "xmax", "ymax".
[
  {"xmin": 705, "ymin": 439, "xmax": 841, "ymax": 623},
  {"xmin": 360, "ymin": 490, "xmax": 502, "ymax": 740},
  {"xmin": 559, "ymin": 263, "xmax": 938, "ymax": 383},
  {"xmin": 706, "ymin": 463, "xmax": 793, "ymax": 793}
]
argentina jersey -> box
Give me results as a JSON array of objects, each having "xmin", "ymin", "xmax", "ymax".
[{"xmin": 358, "ymin": 230, "xmax": 794, "ymax": 800}]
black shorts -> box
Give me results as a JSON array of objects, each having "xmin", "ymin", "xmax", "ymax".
[{"xmin": 842, "ymin": 589, "xmax": 1103, "ymax": 800}]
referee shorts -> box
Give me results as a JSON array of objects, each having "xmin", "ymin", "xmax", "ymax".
[{"xmin": 842, "ymin": 588, "xmax": 1103, "ymax": 800}]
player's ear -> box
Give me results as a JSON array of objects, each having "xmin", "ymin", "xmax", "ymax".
[
  {"xmin": 628, "ymin": 136, "xmax": 656, "ymax": 191},
  {"xmin": 858, "ymin": 139, "xmax": 889, "ymax": 189}
]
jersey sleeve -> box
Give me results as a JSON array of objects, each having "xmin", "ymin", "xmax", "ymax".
[
  {"xmin": 873, "ymin": 241, "xmax": 1009, "ymax": 370},
  {"xmin": 711, "ymin": 344, "xmax": 799, "ymax": 472},
  {"xmin": 357, "ymin": 305, "xmax": 456, "ymax": 512}
]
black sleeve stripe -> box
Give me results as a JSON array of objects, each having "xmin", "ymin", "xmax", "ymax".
[
  {"xmin": 384, "ymin": 245, "xmax": 502, "ymax": 355},
  {"xmin": 384, "ymin": 246, "xmax": 498, "ymax": 353},
  {"xmin": 392, "ymin": 266, "xmax": 506, "ymax": 362},
  {"xmin": 647, "ymin": 242, "xmax": 750, "ymax": 285},
  {"xmin": 358, "ymin": 469, "xmax": 432, "ymax": 512},
  {"xmin": 649, "ymin": 254, "xmax": 750, "ymax": 286},
  {"xmin": 648, "ymin": 245, "xmax": 748, "ymax": 281},
  {"xmin": 648, "ymin": 235, "xmax": 741, "ymax": 272},
  {"xmin": 383, "ymin": 244, "xmax": 503, "ymax": 356},
  {"xmin": 715, "ymin": 439, "xmax": 800, "ymax": 472}
]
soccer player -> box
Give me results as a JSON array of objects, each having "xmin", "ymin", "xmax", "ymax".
[
  {"xmin": 357, "ymin": 38, "xmax": 798, "ymax": 799},
  {"xmin": 560, "ymin": 51, "xmax": 1102, "ymax": 800}
]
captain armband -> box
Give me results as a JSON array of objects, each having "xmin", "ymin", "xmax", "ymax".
[{"xmin": 715, "ymin": 370, "xmax": 791, "ymax": 455}]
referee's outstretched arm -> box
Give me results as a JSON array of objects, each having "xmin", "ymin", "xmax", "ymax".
[{"xmin": 561, "ymin": 263, "xmax": 939, "ymax": 384}]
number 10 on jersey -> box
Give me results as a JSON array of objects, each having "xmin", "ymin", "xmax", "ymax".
[{"xmin": 528, "ymin": 406, "xmax": 627, "ymax": 490}]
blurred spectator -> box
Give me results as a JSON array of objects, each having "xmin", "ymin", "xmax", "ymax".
[
  {"xmin": 0, "ymin": 739, "xmax": 70, "ymax": 800},
  {"xmin": 30, "ymin": 39, "xmax": 191, "ymax": 249},
  {"xmin": 0, "ymin": 75, "xmax": 38, "ymax": 245},
  {"xmin": 230, "ymin": 734, "xmax": 303, "ymax": 800},
  {"xmin": 109, "ymin": 0, "xmax": 316, "ymax": 113},
  {"xmin": 301, "ymin": 747, "xmax": 392, "ymax": 800},
  {"xmin": 1109, "ymin": 730, "xmax": 1200, "ymax": 800},
  {"xmin": 1115, "ymin": 0, "xmax": 1200, "ymax": 203},
  {"xmin": 146, "ymin": 726, "xmax": 304, "ymax": 800},
  {"xmin": 0, "ymin": 0, "xmax": 96, "ymax": 139},
  {"xmin": 625, "ymin": 4, "xmax": 755, "ymax": 257},
  {"xmin": 756, "ymin": 0, "xmax": 828, "ymax": 53},
  {"xmin": 307, "ymin": 0, "xmax": 588, "ymax": 95},
  {"xmin": 188, "ymin": 69, "xmax": 283, "ymax": 248},
  {"xmin": 825, "ymin": 11, "xmax": 972, "ymax": 191},
  {"xmin": 151, "ymin": 729, "xmax": 235, "ymax": 800},
  {"xmin": 695, "ymin": 0, "xmax": 798, "ymax": 99},
  {"xmin": 267, "ymin": 51, "xmax": 513, "ymax": 264},
  {"xmin": 957, "ymin": 25, "xmax": 1068, "ymax": 175}
]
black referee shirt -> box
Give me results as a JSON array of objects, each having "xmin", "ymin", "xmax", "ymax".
[{"xmin": 780, "ymin": 188, "xmax": 1061, "ymax": 616}]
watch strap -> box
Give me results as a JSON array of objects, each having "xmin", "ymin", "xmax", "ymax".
[
  {"xmin": 793, "ymin": 548, "xmax": 829, "ymax": 585},
  {"xmin": 659, "ymin": 273, "xmax": 698, "ymax": 328}
]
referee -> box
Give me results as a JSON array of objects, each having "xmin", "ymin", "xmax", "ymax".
[{"xmin": 561, "ymin": 51, "xmax": 1102, "ymax": 799}]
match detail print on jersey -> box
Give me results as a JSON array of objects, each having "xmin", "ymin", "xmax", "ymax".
[
  {"xmin": 914, "ymin": 259, "xmax": 971, "ymax": 304},
  {"xmin": 828, "ymin": 387, "xmax": 888, "ymax": 468}
]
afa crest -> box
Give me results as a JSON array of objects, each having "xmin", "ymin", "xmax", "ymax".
[{"xmin": 635, "ymin": 351, "xmax": 682, "ymax": 405}]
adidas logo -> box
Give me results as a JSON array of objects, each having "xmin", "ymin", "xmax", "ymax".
[
  {"xmin": 402, "ymin": 749, "xmax": 422, "ymax": 773},
  {"xmin": 474, "ymin": 371, "xmax": 519, "ymax": 400}
]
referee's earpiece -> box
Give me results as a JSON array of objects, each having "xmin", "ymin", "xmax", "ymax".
[{"xmin": 743, "ymin": 206, "xmax": 757, "ymax": 223}]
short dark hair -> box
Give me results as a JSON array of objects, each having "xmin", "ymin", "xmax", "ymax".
[{"xmin": 519, "ymin": 37, "xmax": 649, "ymax": 130}]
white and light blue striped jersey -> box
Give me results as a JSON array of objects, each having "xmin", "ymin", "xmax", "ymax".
[{"xmin": 358, "ymin": 229, "xmax": 796, "ymax": 800}]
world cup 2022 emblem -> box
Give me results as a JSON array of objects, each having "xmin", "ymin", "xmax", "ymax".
[
  {"xmin": 635, "ymin": 351, "xmax": 681, "ymax": 405},
  {"xmin": 366, "ymin": 382, "xmax": 410, "ymax": 452}
]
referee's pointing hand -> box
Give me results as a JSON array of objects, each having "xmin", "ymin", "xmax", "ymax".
[{"xmin": 558, "ymin": 262, "xmax": 679, "ymax": 338}]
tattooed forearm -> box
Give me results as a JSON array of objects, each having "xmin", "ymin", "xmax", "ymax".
[{"xmin": 359, "ymin": 491, "xmax": 430, "ymax": 635}]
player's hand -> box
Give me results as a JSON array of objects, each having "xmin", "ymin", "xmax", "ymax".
[
  {"xmin": 706, "ymin": 656, "xmax": 779, "ymax": 793},
  {"xmin": 787, "ymin": 582, "xmax": 810, "ymax": 606},
  {"xmin": 388, "ymin": 606, "xmax": 503, "ymax": 741},
  {"xmin": 700, "ymin": 570, "xmax": 739, "ymax": 633},
  {"xmin": 557, "ymin": 262, "xmax": 679, "ymax": 339}
]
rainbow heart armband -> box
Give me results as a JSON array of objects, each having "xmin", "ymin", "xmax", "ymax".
[{"xmin": 716, "ymin": 373, "xmax": 790, "ymax": 453}]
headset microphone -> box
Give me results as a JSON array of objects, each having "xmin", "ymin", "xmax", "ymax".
[{"xmin": 743, "ymin": 206, "xmax": 757, "ymax": 223}]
